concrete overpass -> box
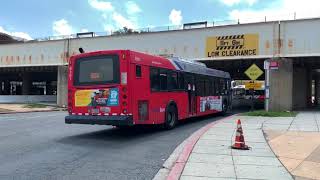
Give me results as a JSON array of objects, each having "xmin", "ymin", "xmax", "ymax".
[{"xmin": 1, "ymin": 18, "xmax": 320, "ymax": 111}]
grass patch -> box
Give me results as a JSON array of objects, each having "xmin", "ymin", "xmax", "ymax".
[
  {"xmin": 23, "ymin": 103, "xmax": 47, "ymax": 108},
  {"xmin": 241, "ymin": 110, "xmax": 297, "ymax": 117}
]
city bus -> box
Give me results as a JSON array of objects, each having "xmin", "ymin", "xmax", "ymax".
[{"xmin": 65, "ymin": 50, "xmax": 231, "ymax": 129}]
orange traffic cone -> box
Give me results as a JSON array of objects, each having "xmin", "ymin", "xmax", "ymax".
[{"xmin": 231, "ymin": 119, "xmax": 250, "ymax": 150}]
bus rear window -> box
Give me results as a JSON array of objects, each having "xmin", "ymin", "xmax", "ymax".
[{"xmin": 73, "ymin": 55, "xmax": 119, "ymax": 86}]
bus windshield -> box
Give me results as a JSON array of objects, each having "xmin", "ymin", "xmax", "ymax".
[{"xmin": 73, "ymin": 55, "xmax": 119, "ymax": 86}]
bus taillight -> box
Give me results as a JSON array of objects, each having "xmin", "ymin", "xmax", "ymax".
[
  {"xmin": 121, "ymin": 72, "xmax": 127, "ymax": 85},
  {"xmin": 67, "ymin": 90, "xmax": 73, "ymax": 113},
  {"xmin": 138, "ymin": 100, "xmax": 149, "ymax": 121}
]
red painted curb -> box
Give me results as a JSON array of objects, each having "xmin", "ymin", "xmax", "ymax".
[{"xmin": 166, "ymin": 115, "xmax": 236, "ymax": 180}]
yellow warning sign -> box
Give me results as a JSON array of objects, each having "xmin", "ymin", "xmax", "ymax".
[
  {"xmin": 245, "ymin": 64, "xmax": 264, "ymax": 80},
  {"xmin": 206, "ymin": 34, "xmax": 259, "ymax": 57},
  {"xmin": 245, "ymin": 81, "xmax": 262, "ymax": 90}
]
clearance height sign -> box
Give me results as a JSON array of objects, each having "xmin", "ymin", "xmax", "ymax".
[{"xmin": 206, "ymin": 34, "xmax": 259, "ymax": 57}]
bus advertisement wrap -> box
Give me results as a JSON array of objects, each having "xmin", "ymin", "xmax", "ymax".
[
  {"xmin": 75, "ymin": 88, "xmax": 119, "ymax": 107},
  {"xmin": 206, "ymin": 34, "xmax": 259, "ymax": 58},
  {"xmin": 199, "ymin": 96, "xmax": 222, "ymax": 112}
]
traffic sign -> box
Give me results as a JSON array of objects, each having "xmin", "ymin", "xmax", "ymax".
[{"xmin": 245, "ymin": 64, "xmax": 263, "ymax": 80}]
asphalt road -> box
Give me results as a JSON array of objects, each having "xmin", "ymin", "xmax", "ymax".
[{"xmin": 0, "ymin": 111, "xmax": 235, "ymax": 180}]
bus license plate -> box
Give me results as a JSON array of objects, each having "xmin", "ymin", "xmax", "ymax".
[
  {"xmin": 92, "ymin": 108, "xmax": 99, "ymax": 114},
  {"xmin": 100, "ymin": 107, "xmax": 110, "ymax": 113}
]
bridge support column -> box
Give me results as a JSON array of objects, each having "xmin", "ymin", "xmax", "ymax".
[
  {"xmin": 315, "ymin": 74, "xmax": 320, "ymax": 106},
  {"xmin": 57, "ymin": 66, "xmax": 68, "ymax": 107},
  {"xmin": 0, "ymin": 81, "xmax": 3, "ymax": 95},
  {"xmin": 306, "ymin": 69, "xmax": 312, "ymax": 108},
  {"xmin": 4, "ymin": 80, "xmax": 10, "ymax": 95},
  {"xmin": 268, "ymin": 58, "xmax": 293, "ymax": 111},
  {"xmin": 292, "ymin": 67, "xmax": 309, "ymax": 110},
  {"xmin": 22, "ymin": 73, "xmax": 31, "ymax": 95}
]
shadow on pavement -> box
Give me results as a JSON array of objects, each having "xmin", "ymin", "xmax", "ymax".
[{"xmin": 57, "ymin": 111, "xmax": 241, "ymax": 147}]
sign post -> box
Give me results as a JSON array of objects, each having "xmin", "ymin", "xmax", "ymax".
[
  {"xmin": 264, "ymin": 61, "xmax": 270, "ymax": 112},
  {"xmin": 244, "ymin": 64, "xmax": 264, "ymax": 111},
  {"xmin": 263, "ymin": 59, "xmax": 278, "ymax": 112}
]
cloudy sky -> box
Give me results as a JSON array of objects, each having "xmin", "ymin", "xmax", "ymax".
[{"xmin": 0, "ymin": 0, "xmax": 319, "ymax": 40}]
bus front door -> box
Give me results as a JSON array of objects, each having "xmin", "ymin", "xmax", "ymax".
[{"xmin": 187, "ymin": 74, "xmax": 196, "ymax": 116}]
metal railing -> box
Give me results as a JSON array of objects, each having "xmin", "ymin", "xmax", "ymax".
[{"xmin": 14, "ymin": 13, "xmax": 320, "ymax": 42}]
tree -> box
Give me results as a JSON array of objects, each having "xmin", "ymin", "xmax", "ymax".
[{"xmin": 112, "ymin": 27, "xmax": 139, "ymax": 35}]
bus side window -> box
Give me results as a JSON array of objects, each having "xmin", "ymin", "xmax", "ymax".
[
  {"xmin": 211, "ymin": 77, "xmax": 215, "ymax": 96},
  {"xmin": 159, "ymin": 69, "xmax": 168, "ymax": 91},
  {"xmin": 136, "ymin": 65, "xmax": 142, "ymax": 78},
  {"xmin": 215, "ymin": 78, "xmax": 220, "ymax": 95},
  {"xmin": 167, "ymin": 70, "xmax": 178, "ymax": 91},
  {"xmin": 205, "ymin": 78, "xmax": 210, "ymax": 96},
  {"xmin": 220, "ymin": 78, "xmax": 225, "ymax": 95},
  {"xmin": 178, "ymin": 72, "xmax": 184, "ymax": 90},
  {"xmin": 196, "ymin": 75, "xmax": 205, "ymax": 96},
  {"xmin": 150, "ymin": 68, "xmax": 160, "ymax": 91}
]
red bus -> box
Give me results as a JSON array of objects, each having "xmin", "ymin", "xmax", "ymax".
[{"xmin": 65, "ymin": 50, "xmax": 231, "ymax": 129}]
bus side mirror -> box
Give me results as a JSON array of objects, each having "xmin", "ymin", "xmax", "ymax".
[{"xmin": 79, "ymin": 47, "xmax": 85, "ymax": 54}]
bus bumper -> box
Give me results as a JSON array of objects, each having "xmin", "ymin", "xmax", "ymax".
[{"xmin": 65, "ymin": 115, "xmax": 133, "ymax": 126}]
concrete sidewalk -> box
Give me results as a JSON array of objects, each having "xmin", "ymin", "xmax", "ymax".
[
  {"xmin": 179, "ymin": 115, "xmax": 293, "ymax": 180},
  {"xmin": 265, "ymin": 111, "xmax": 320, "ymax": 180}
]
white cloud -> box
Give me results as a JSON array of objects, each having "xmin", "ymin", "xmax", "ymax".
[
  {"xmin": 220, "ymin": 0, "xmax": 257, "ymax": 6},
  {"xmin": 169, "ymin": 9, "xmax": 183, "ymax": 25},
  {"xmin": 126, "ymin": 1, "xmax": 141, "ymax": 15},
  {"xmin": 80, "ymin": 28, "xmax": 89, "ymax": 33},
  {"xmin": 0, "ymin": 26, "xmax": 32, "ymax": 40},
  {"xmin": 52, "ymin": 19, "xmax": 73, "ymax": 36},
  {"xmin": 88, "ymin": 0, "xmax": 113, "ymax": 11},
  {"xmin": 112, "ymin": 12, "xmax": 136, "ymax": 29},
  {"xmin": 220, "ymin": 0, "xmax": 241, "ymax": 6},
  {"xmin": 229, "ymin": 0, "xmax": 320, "ymax": 22},
  {"xmin": 88, "ymin": 0, "xmax": 139, "ymax": 32}
]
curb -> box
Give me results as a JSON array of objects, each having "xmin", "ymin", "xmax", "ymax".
[
  {"xmin": 0, "ymin": 109, "xmax": 67, "ymax": 114},
  {"xmin": 166, "ymin": 114, "xmax": 236, "ymax": 180}
]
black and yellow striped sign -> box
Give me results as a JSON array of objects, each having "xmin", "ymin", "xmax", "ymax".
[{"xmin": 206, "ymin": 34, "xmax": 259, "ymax": 57}]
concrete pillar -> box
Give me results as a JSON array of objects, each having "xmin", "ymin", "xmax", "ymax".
[
  {"xmin": 315, "ymin": 74, "xmax": 320, "ymax": 106},
  {"xmin": 269, "ymin": 58, "xmax": 293, "ymax": 111},
  {"xmin": 46, "ymin": 81, "xmax": 52, "ymax": 95},
  {"xmin": 315, "ymin": 76, "xmax": 318, "ymax": 106},
  {"xmin": 292, "ymin": 67, "xmax": 308, "ymax": 110},
  {"xmin": 306, "ymin": 70, "xmax": 312, "ymax": 107},
  {"xmin": 4, "ymin": 80, "xmax": 10, "ymax": 95},
  {"xmin": 0, "ymin": 81, "xmax": 3, "ymax": 95},
  {"xmin": 22, "ymin": 73, "xmax": 31, "ymax": 95},
  {"xmin": 57, "ymin": 66, "xmax": 68, "ymax": 107}
]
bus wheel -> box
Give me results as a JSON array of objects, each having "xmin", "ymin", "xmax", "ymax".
[
  {"xmin": 221, "ymin": 101, "xmax": 228, "ymax": 115},
  {"xmin": 164, "ymin": 106, "xmax": 177, "ymax": 130}
]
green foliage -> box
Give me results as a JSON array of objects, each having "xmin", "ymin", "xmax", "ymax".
[
  {"xmin": 23, "ymin": 104, "xmax": 47, "ymax": 108},
  {"xmin": 241, "ymin": 110, "xmax": 297, "ymax": 117}
]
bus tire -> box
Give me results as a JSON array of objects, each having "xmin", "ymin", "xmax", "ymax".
[
  {"xmin": 221, "ymin": 101, "xmax": 228, "ymax": 116},
  {"xmin": 164, "ymin": 105, "xmax": 178, "ymax": 130}
]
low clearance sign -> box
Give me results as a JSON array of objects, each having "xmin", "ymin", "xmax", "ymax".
[{"xmin": 206, "ymin": 34, "xmax": 259, "ymax": 57}]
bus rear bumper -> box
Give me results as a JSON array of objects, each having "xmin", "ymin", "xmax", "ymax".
[{"xmin": 65, "ymin": 115, "xmax": 133, "ymax": 126}]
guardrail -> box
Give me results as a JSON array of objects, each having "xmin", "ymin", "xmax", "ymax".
[{"xmin": 7, "ymin": 13, "xmax": 319, "ymax": 42}]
